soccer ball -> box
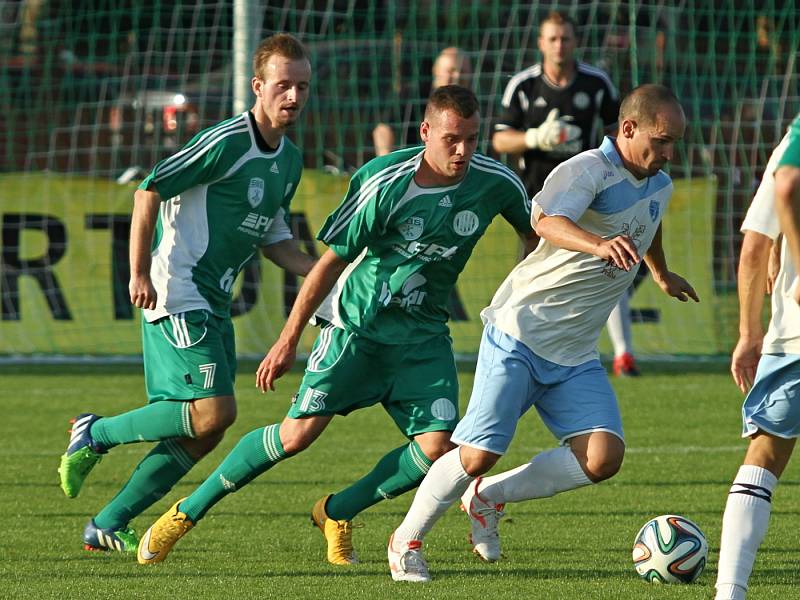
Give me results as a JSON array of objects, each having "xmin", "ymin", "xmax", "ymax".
[{"xmin": 632, "ymin": 514, "xmax": 708, "ymax": 584}]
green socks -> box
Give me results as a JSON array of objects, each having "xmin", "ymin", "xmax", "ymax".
[
  {"xmin": 180, "ymin": 424, "xmax": 288, "ymax": 522},
  {"xmin": 326, "ymin": 440, "xmax": 433, "ymax": 521},
  {"xmin": 90, "ymin": 402, "xmax": 194, "ymax": 450},
  {"xmin": 94, "ymin": 438, "xmax": 197, "ymax": 530}
]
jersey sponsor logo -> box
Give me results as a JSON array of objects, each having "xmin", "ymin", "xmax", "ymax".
[
  {"xmin": 438, "ymin": 194, "xmax": 453, "ymax": 208},
  {"xmin": 270, "ymin": 162, "xmax": 280, "ymax": 174},
  {"xmin": 395, "ymin": 240, "xmax": 459, "ymax": 261},
  {"xmin": 603, "ymin": 217, "xmax": 646, "ymax": 278},
  {"xmin": 573, "ymin": 91, "xmax": 590, "ymax": 110},
  {"xmin": 398, "ymin": 216, "xmax": 425, "ymax": 241},
  {"xmin": 198, "ymin": 363, "xmax": 216, "ymax": 388},
  {"xmin": 649, "ymin": 199, "xmax": 660, "ymax": 222},
  {"xmin": 248, "ymin": 177, "xmax": 265, "ymax": 207},
  {"xmin": 431, "ymin": 398, "xmax": 457, "ymax": 421},
  {"xmin": 299, "ymin": 388, "xmax": 328, "ymax": 412},
  {"xmin": 378, "ymin": 273, "xmax": 427, "ymax": 309},
  {"xmin": 453, "ymin": 210, "xmax": 480, "ymax": 236},
  {"xmin": 533, "ymin": 96, "xmax": 547, "ymax": 108},
  {"xmin": 238, "ymin": 212, "xmax": 275, "ymax": 238}
]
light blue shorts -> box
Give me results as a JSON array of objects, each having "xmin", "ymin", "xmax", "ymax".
[
  {"xmin": 451, "ymin": 323, "xmax": 624, "ymax": 455},
  {"xmin": 742, "ymin": 353, "xmax": 800, "ymax": 439}
]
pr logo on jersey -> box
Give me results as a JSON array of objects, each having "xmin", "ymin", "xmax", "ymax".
[
  {"xmin": 248, "ymin": 178, "xmax": 265, "ymax": 207},
  {"xmin": 399, "ymin": 216, "xmax": 425, "ymax": 241},
  {"xmin": 573, "ymin": 91, "xmax": 590, "ymax": 110},
  {"xmin": 238, "ymin": 213, "xmax": 275, "ymax": 238},
  {"xmin": 649, "ymin": 199, "xmax": 660, "ymax": 222},
  {"xmin": 453, "ymin": 210, "xmax": 479, "ymax": 236}
]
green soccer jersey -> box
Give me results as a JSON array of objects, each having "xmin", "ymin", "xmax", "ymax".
[
  {"xmin": 778, "ymin": 114, "xmax": 800, "ymax": 169},
  {"xmin": 138, "ymin": 111, "xmax": 303, "ymax": 322},
  {"xmin": 316, "ymin": 146, "xmax": 533, "ymax": 344}
]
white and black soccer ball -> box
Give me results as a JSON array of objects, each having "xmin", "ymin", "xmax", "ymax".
[{"xmin": 632, "ymin": 514, "xmax": 708, "ymax": 584}]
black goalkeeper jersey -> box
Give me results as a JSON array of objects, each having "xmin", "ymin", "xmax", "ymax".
[{"xmin": 494, "ymin": 61, "xmax": 619, "ymax": 197}]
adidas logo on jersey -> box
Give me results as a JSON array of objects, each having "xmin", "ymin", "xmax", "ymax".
[
  {"xmin": 270, "ymin": 162, "xmax": 279, "ymax": 174},
  {"xmin": 438, "ymin": 195, "xmax": 453, "ymax": 207},
  {"xmin": 534, "ymin": 96, "xmax": 547, "ymax": 107},
  {"xmin": 238, "ymin": 212, "xmax": 274, "ymax": 238}
]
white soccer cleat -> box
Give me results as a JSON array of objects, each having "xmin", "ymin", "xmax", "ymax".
[
  {"xmin": 461, "ymin": 477, "xmax": 505, "ymax": 562},
  {"xmin": 388, "ymin": 532, "xmax": 430, "ymax": 583}
]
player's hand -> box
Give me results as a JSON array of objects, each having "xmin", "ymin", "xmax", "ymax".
[
  {"xmin": 256, "ymin": 337, "xmax": 297, "ymax": 393},
  {"xmin": 595, "ymin": 235, "xmax": 640, "ymax": 271},
  {"xmin": 129, "ymin": 274, "xmax": 157, "ymax": 309},
  {"xmin": 767, "ymin": 239, "xmax": 781, "ymax": 295},
  {"xmin": 731, "ymin": 334, "xmax": 762, "ymax": 393},
  {"xmin": 653, "ymin": 271, "xmax": 700, "ymax": 302},
  {"xmin": 525, "ymin": 108, "xmax": 581, "ymax": 152}
]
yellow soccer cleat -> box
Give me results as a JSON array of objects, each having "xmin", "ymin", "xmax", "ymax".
[
  {"xmin": 137, "ymin": 498, "xmax": 194, "ymax": 565},
  {"xmin": 310, "ymin": 494, "xmax": 359, "ymax": 565}
]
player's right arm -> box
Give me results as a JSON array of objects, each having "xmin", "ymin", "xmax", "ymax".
[
  {"xmin": 256, "ymin": 249, "xmax": 348, "ymax": 392},
  {"xmin": 531, "ymin": 159, "xmax": 639, "ymax": 270},
  {"xmin": 732, "ymin": 230, "xmax": 772, "ymax": 393},
  {"xmin": 129, "ymin": 186, "xmax": 161, "ymax": 309}
]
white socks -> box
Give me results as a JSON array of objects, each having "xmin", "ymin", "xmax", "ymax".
[
  {"xmin": 607, "ymin": 293, "xmax": 632, "ymax": 356},
  {"xmin": 479, "ymin": 445, "xmax": 592, "ymax": 504},
  {"xmin": 393, "ymin": 447, "xmax": 473, "ymax": 542},
  {"xmin": 715, "ymin": 464, "xmax": 778, "ymax": 599}
]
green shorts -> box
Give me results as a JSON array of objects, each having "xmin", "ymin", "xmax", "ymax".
[
  {"xmin": 288, "ymin": 323, "xmax": 459, "ymax": 437},
  {"xmin": 141, "ymin": 309, "xmax": 236, "ymax": 403}
]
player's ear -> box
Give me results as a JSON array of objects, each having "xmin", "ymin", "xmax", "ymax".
[
  {"xmin": 251, "ymin": 77, "xmax": 262, "ymax": 97},
  {"xmin": 420, "ymin": 120, "xmax": 430, "ymax": 142},
  {"xmin": 621, "ymin": 119, "xmax": 636, "ymax": 138}
]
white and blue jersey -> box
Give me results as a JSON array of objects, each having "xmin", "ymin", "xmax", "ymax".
[{"xmin": 483, "ymin": 136, "xmax": 672, "ymax": 366}]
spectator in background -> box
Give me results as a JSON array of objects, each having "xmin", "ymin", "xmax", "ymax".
[
  {"xmin": 491, "ymin": 10, "xmax": 639, "ymax": 376},
  {"xmin": 372, "ymin": 46, "xmax": 472, "ymax": 156}
]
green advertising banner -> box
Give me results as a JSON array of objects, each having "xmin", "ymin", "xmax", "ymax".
[{"xmin": 0, "ymin": 172, "xmax": 720, "ymax": 357}]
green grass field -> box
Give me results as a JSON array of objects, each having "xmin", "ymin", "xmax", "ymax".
[{"xmin": 2, "ymin": 362, "xmax": 798, "ymax": 599}]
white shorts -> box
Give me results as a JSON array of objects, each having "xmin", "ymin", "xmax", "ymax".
[
  {"xmin": 742, "ymin": 353, "xmax": 800, "ymax": 439},
  {"xmin": 451, "ymin": 323, "xmax": 624, "ymax": 455}
]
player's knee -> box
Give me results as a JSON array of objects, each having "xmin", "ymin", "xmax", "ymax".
[
  {"xmin": 191, "ymin": 397, "xmax": 237, "ymax": 438},
  {"xmin": 416, "ymin": 437, "xmax": 456, "ymax": 462},
  {"xmin": 182, "ymin": 430, "xmax": 225, "ymax": 460},
  {"xmin": 459, "ymin": 447, "xmax": 499, "ymax": 477},
  {"xmin": 279, "ymin": 428, "xmax": 314, "ymax": 455},
  {"xmin": 582, "ymin": 449, "xmax": 624, "ymax": 483}
]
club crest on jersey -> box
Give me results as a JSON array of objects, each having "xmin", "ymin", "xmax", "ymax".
[
  {"xmin": 399, "ymin": 216, "xmax": 425, "ymax": 241},
  {"xmin": 573, "ymin": 91, "xmax": 590, "ymax": 110},
  {"xmin": 453, "ymin": 210, "xmax": 479, "ymax": 236},
  {"xmin": 649, "ymin": 199, "xmax": 660, "ymax": 222},
  {"xmin": 248, "ymin": 178, "xmax": 265, "ymax": 207}
]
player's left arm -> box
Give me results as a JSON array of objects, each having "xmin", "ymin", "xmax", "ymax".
[
  {"xmin": 260, "ymin": 239, "xmax": 316, "ymax": 276},
  {"xmin": 774, "ymin": 165, "xmax": 800, "ymax": 303},
  {"xmin": 643, "ymin": 224, "xmax": 699, "ymax": 302}
]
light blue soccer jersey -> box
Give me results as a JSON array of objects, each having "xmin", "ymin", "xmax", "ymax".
[{"xmin": 483, "ymin": 136, "xmax": 673, "ymax": 366}]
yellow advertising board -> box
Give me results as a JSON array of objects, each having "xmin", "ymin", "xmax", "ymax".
[{"xmin": 0, "ymin": 172, "xmax": 721, "ymax": 357}]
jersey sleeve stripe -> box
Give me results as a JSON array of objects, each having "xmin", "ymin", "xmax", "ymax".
[
  {"xmin": 321, "ymin": 163, "xmax": 417, "ymax": 242},
  {"xmin": 153, "ymin": 126, "xmax": 249, "ymax": 183},
  {"xmin": 469, "ymin": 156, "xmax": 529, "ymax": 213},
  {"xmin": 500, "ymin": 64, "xmax": 541, "ymax": 107},
  {"xmin": 320, "ymin": 158, "xmax": 417, "ymax": 241},
  {"xmin": 153, "ymin": 116, "xmax": 247, "ymax": 180}
]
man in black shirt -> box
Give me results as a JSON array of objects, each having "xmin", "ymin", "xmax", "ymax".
[{"xmin": 492, "ymin": 10, "xmax": 640, "ymax": 376}]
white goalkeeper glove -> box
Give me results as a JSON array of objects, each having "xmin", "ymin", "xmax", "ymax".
[{"xmin": 524, "ymin": 108, "xmax": 582, "ymax": 153}]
